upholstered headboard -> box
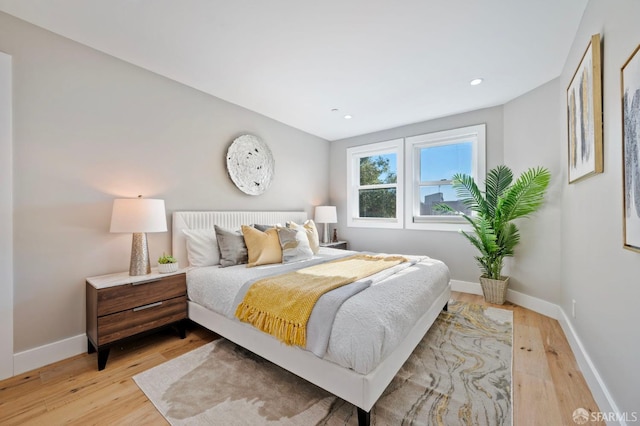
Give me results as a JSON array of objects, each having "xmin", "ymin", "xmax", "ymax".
[{"xmin": 172, "ymin": 211, "xmax": 308, "ymax": 267}]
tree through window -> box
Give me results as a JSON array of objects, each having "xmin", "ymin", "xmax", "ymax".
[
  {"xmin": 359, "ymin": 155, "xmax": 397, "ymax": 218},
  {"xmin": 346, "ymin": 139, "xmax": 404, "ymax": 228}
]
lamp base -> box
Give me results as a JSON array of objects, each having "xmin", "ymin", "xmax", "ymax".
[
  {"xmin": 322, "ymin": 223, "xmax": 330, "ymax": 244},
  {"xmin": 129, "ymin": 232, "xmax": 151, "ymax": 276}
]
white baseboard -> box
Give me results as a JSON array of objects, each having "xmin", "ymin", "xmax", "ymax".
[
  {"xmin": 450, "ymin": 279, "xmax": 484, "ymax": 296},
  {"xmin": 557, "ymin": 308, "xmax": 623, "ymax": 425},
  {"xmin": 452, "ymin": 279, "xmax": 622, "ymax": 425},
  {"xmin": 13, "ymin": 333, "xmax": 87, "ymax": 375},
  {"xmin": 9, "ymin": 283, "xmax": 620, "ymax": 425},
  {"xmin": 504, "ymin": 288, "xmax": 560, "ymax": 319},
  {"xmin": 451, "ymin": 279, "xmax": 560, "ymax": 319}
]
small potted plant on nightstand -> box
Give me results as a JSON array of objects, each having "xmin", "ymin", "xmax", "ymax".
[{"xmin": 157, "ymin": 253, "xmax": 179, "ymax": 274}]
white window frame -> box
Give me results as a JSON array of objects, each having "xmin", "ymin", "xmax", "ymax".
[
  {"xmin": 346, "ymin": 139, "xmax": 404, "ymax": 229},
  {"xmin": 404, "ymin": 124, "xmax": 486, "ymax": 231}
]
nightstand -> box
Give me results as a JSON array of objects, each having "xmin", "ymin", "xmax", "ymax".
[
  {"xmin": 86, "ymin": 269, "xmax": 187, "ymax": 370},
  {"xmin": 320, "ymin": 240, "xmax": 348, "ymax": 250}
]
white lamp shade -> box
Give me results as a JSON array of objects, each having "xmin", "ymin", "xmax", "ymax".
[
  {"xmin": 314, "ymin": 205, "xmax": 337, "ymax": 224},
  {"xmin": 110, "ymin": 198, "xmax": 167, "ymax": 233}
]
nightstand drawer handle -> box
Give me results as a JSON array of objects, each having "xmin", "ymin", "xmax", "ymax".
[
  {"xmin": 133, "ymin": 301, "xmax": 163, "ymax": 312},
  {"xmin": 132, "ymin": 278, "xmax": 162, "ymax": 286}
]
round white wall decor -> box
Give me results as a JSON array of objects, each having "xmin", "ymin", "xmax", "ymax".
[{"xmin": 226, "ymin": 134, "xmax": 275, "ymax": 195}]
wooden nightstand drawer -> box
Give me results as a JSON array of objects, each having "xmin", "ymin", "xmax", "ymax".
[
  {"xmin": 86, "ymin": 270, "xmax": 188, "ymax": 370},
  {"xmin": 97, "ymin": 295, "xmax": 187, "ymax": 345},
  {"xmin": 96, "ymin": 274, "xmax": 186, "ymax": 316}
]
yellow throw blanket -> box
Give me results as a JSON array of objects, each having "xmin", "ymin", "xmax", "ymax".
[{"xmin": 234, "ymin": 254, "xmax": 407, "ymax": 347}]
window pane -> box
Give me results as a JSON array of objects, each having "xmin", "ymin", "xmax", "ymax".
[
  {"xmin": 359, "ymin": 188, "xmax": 396, "ymax": 218},
  {"xmin": 419, "ymin": 185, "xmax": 471, "ymax": 216},
  {"xmin": 360, "ymin": 154, "xmax": 397, "ymax": 185},
  {"xmin": 420, "ymin": 142, "xmax": 472, "ymax": 182}
]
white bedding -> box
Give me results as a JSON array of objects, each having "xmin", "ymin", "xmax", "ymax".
[{"xmin": 187, "ymin": 247, "xmax": 450, "ymax": 374}]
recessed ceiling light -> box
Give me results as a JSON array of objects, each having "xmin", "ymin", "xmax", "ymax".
[
  {"xmin": 331, "ymin": 108, "xmax": 339, "ymax": 112},
  {"xmin": 344, "ymin": 115, "xmax": 353, "ymax": 120},
  {"xmin": 470, "ymin": 78, "xmax": 484, "ymax": 86}
]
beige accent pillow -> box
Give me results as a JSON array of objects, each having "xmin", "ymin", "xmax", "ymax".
[
  {"xmin": 277, "ymin": 227, "xmax": 314, "ymax": 264},
  {"xmin": 241, "ymin": 225, "xmax": 283, "ymax": 267},
  {"xmin": 288, "ymin": 220, "xmax": 320, "ymax": 254}
]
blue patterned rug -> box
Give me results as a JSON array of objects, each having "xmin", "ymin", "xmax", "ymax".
[{"xmin": 134, "ymin": 301, "xmax": 512, "ymax": 425}]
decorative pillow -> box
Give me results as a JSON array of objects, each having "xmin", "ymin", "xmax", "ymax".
[
  {"xmin": 277, "ymin": 227, "xmax": 314, "ymax": 264},
  {"xmin": 214, "ymin": 225, "xmax": 248, "ymax": 267},
  {"xmin": 182, "ymin": 229, "xmax": 220, "ymax": 267},
  {"xmin": 252, "ymin": 224, "xmax": 276, "ymax": 232},
  {"xmin": 241, "ymin": 225, "xmax": 283, "ymax": 267},
  {"xmin": 288, "ymin": 220, "xmax": 320, "ymax": 254},
  {"xmin": 251, "ymin": 223, "xmax": 282, "ymax": 232}
]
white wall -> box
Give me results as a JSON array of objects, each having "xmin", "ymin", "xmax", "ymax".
[
  {"xmin": 0, "ymin": 50, "xmax": 13, "ymax": 379},
  {"xmin": 503, "ymin": 78, "xmax": 563, "ymax": 303},
  {"xmin": 0, "ymin": 12, "xmax": 330, "ymax": 355},
  {"xmin": 330, "ymin": 107, "xmax": 505, "ymax": 284},
  {"xmin": 3, "ymin": 3, "xmax": 639, "ymax": 415},
  {"xmin": 331, "ymin": 11, "xmax": 640, "ymax": 411},
  {"xmin": 330, "ymin": 85, "xmax": 564, "ymax": 306},
  {"xmin": 560, "ymin": 0, "xmax": 640, "ymax": 415}
]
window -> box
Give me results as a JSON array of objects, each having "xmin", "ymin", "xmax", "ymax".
[
  {"xmin": 346, "ymin": 139, "xmax": 403, "ymax": 229},
  {"xmin": 405, "ymin": 124, "xmax": 486, "ymax": 231}
]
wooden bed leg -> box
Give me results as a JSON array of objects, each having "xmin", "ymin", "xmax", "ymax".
[
  {"xmin": 357, "ymin": 407, "xmax": 371, "ymax": 426},
  {"xmin": 443, "ymin": 301, "xmax": 448, "ymax": 312}
]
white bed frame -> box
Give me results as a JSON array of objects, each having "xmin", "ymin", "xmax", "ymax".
[{"xmin": 172, "ymin": 211, "xmax": 451, "ymax": 425}]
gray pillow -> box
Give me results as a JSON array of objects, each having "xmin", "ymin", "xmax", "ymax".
[
  {"xmin": 277, "ymin": 227, "xmax": 314, "ymax": 264},
  {"xmin": 252, "ymin": 224, "xmax": 274, "ymax": 232},
  {"xmin": 214, "ymin": 225, "xmax": 248, "ymax": 267}
]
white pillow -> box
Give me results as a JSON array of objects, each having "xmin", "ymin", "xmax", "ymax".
[
  {"xmin": 182, "ymin": 229, "xmax": 220, "ymax": 267},
  {"xmin": 288, "ymin": 220, "xmax": 320, "ymax": 254},
  {"xmin": 277, "ymin": 227, "xmax": 314, "ymax": 264}
]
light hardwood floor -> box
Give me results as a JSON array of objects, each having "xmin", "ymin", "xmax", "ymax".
[{"xmin": 0, "ymin": 292, "xmax": 603, "ymax": 425}]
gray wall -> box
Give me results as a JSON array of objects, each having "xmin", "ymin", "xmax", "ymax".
[
  {"xmin": 0, "ymin": 50, "xmax": 13, "ymax": 378},
  {"xmin": 0, "ymin": 12, "xmax": 330, "ymax": 353},
  {"xmin": 329, "ymin": 106, "xmax": 504, "ymax": 284},
  {"xmin": 330, "ymin": 0, "xmax": 640, "ymax": 414},
  {"xmin": 559, "ymin": 0, "xmax": 640, "ymax": 414},
  {"xmin": 3, "ymin": 1, "xmax": 640, "ymax": 414},
  {"xmin": 503, "ymin": 78, "xmax": 563, "ymax": 303},
  {"xmin": 331, "ymin": 87, "xmax": 564, "ymax": 304}
]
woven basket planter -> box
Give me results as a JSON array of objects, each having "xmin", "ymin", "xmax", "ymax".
[{"xmin": 479, "ymin": 276, "xmax": 509, "ymax": 305}]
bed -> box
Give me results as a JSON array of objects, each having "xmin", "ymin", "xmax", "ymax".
[{"xmin": 172, "ymin": 211, "xmax": 451, "ymax": 425}]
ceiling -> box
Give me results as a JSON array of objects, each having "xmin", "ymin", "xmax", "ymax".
[{"xmin": 0, "ymin": 0, "xmax": 588, "ymax": 141}]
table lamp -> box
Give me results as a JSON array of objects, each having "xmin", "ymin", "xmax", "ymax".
[
  {"xmin": 314, "ymin": 205, "xmax": 337, "ymax": 244},
  {"xmin": 110, "ymin": 196, "xmax": 167, "ymax": 276}
]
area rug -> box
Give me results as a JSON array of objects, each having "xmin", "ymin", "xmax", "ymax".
[{"xmin": 133, "ymin": 301, "xmax": 512, "ymax": 425}]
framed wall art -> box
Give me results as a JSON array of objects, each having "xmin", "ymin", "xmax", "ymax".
[
  {"xmin": 622, "ymin": 44, "xmax": 640, "ymax": 252},
  {"xmin": 567, "ymin": 33, "xmax": 603, "ymax": 184}
]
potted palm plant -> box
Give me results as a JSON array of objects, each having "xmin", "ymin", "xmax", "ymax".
[{"xmin": 438, "ymin": 165, "xmax": 551, "ymax": 304}]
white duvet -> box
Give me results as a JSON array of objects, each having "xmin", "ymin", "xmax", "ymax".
[{"xmin": 186, "ymin": 247, "xmax": 450, "ymax": 375}]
